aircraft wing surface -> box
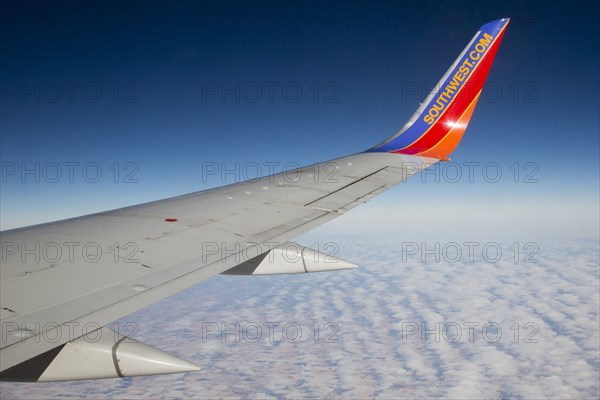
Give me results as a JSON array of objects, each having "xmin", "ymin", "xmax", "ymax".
[{"xmin": 0, "ymin": 18, "xmax": 509, "ymax": 381}]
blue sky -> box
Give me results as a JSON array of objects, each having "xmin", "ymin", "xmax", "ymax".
[{"xmin": 1, "ymin": 0, "xmax": 598, "ymax": 241}]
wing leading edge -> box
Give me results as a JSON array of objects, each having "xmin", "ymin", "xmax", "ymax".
[{"xmin": 0, "ymin": 19, "xmax": 509, "ymax": 381}]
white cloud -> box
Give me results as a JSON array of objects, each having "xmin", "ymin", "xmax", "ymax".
[{"xmin": 1, "ymin": 237, "xmax": 598, "ymax": 399}]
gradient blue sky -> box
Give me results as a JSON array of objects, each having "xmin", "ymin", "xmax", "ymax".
[{"xmin": 1, "ymin": 0, "xmax": 598, "ymax": 241}]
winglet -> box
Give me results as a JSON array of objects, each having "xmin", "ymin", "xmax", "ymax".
[{"xmin": 368, "ymin": 18, "xmax": 509, "ymax": 159}]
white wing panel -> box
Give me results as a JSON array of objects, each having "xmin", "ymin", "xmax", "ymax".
[{"xmin": 1, "ymin": 152, "xmax": 436, "ymax": 371}]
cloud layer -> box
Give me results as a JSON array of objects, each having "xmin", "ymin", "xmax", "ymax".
[{"xmin": 1, "ymin": 236, "xmax": 598, "ymax": 399}]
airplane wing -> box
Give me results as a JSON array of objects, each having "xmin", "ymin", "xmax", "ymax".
[{"xmin": 0, "ymin": 18, "xmax": 509, "ymax": 381}]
